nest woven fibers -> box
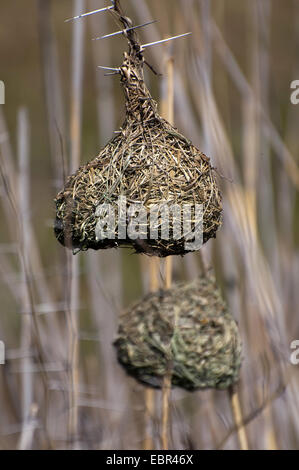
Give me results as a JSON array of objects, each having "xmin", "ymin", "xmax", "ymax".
[
  {"xmin": 54, "ymin": 6, "xmax": 222, "ymax": 257},
  {"xmin": 114, "ymin": 274, "xmax": 242, "ymax": 391}
]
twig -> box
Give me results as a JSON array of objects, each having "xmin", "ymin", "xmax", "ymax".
[{"xmin": 217, "ymin": 383, "xmax": 285, "ymax": 449}]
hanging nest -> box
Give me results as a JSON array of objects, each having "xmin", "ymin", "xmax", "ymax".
[
  {"xmin": 54, "ymin": 3, "xmax": 222, "ymax": 257},
  {"xmin": 114, "ymin": 274, "xmax": 242, "ymax": 391}
]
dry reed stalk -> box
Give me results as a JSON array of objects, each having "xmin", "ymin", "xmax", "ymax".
[
  {"xmin": 255, "ymin": 0, "xmax": 278, "ymax": 267},
  {"xmin": 143, "ymin": 253, "xmax": 160, "ymax": 449},
  {"xmin": 68, "ymin": 257, "xmax": 80, "ymax": 446},
  {"xmin": 161, "ymin": 53, "xmax": 175, "ymax": 450},
  {"xmin": 185, "ymin": 9, "xmax": 250, "ymax": 448},
  {"xmin": 1, "ymin": 107, "xmax": 54, "ymax": 447},
  {"xmin": 18, "ymin": 404, "xmax": 39, "ymax": 451},
  {"xmin": 0, "ymin": 107, "xmax": 55, "ymax": 450},
  {"xmin": 241, "ymin": 2, "xmax": 279, "ymax": 449},
  {"xmin": 67, "ymin": 0, "xmax": 85, "ymax": 448},
  {"xmin": 150, "ymin": 258, "xmax": 160, "ymax": 292},
  {"xmin": 199, "ymin": 95, "xmax": 250, "ymax": 452},
  {"xmin": 0, "ymin": 109, "xmax": 66, "ymax": 360},
  {"xmin": 142, "ymin": 258, "xmax": 159, "ymax": 450},
  {"xmin": 229, "ymin": 387, "xmax": 249, "ymax": 450},
  {"xmin": 264, "ymin": 406, "xmax": 278, "ymax": 450},
  {"xmin": 17, "ymin": 108, "xmax": 34, "ymax": 450},
  {"xmin": 236, "ymin": 4, "xmax": 258, "ymax": 450},
  {"xmin": 161, "ymin": 374, "xmax": 172, "ymax": 450},
  {"xmin": 190, "ymin": 43, "xmax": 290, "ymax": 449},
  {"xmin": 164, "ymin": 54, "xmax": 174, "ymax": 291},
  {"xmin": 3, "ymin": 2, "xmax": 78, "ymax": 445},
  {"xmin": 89, "ymin": 3, "xmax": 127, "ymax": 447},
  {"xmin": 253, "ymin": 1, "xmax": 280, "ymax": 448},
  {"xmin": 37, "ymin": 0, "xmax": 66, "ymax": 189},
  {"xmin": 133, "ymin": 4, "xmax": 244, "ymax": 449},
  {"xmin": 203, "ymin": 243, "xmax": 248, "ymax": 450},
  {"xmin": 143, "ymin": 388, "xmax": 155, "ymax": 450},
  {"xmin": 89, "ymin": 0, "xmax": 115, "ymax": 141},
  {"xmin": 132, "ymin": 0, "xmax": 199, "ymax": 142},
  {"xmin": 211, "ymin": 21, "xmax": 299, "ymax": 190},
  {"xmin": 1, "ymin": 0, "xmax": 298, "ymax": 451}
]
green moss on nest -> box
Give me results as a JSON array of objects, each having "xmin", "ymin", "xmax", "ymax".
[{"xmin": 114, "ymin": 274, "xmax": 242, "ymax": 391}]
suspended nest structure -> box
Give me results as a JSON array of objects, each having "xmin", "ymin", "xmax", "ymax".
[
  {"xmin": 54, "ymin": 13, "xmax": 222, "ymax": 257},
  {"xmin": 114, "ymin": 274, "xmax": 242, "ymax": 391}
]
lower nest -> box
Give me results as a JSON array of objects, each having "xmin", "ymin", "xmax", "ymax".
[
  {"xmin": 114, "ymin": 274, "xmax": 242, "ymax": 391},
  {"xmin": 54, "ymin": 118, "xmax": 222, "ymax": 256}
]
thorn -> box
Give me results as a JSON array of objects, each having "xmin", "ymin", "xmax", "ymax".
[
  {"xmin": 141, "ymin": 32, "xmax": 192, "ymax": 50},
  {"xmin": 145, "ymin": 60, "xmax": 160, "ymax": 76},
  {"xmin": 97, "ymin": 66, "xmax": 120, "ymax": 72},
  {"xmin": 92, "ymin": 20, "xmax": 157, "ymax": 41},
  {"xmin": 65, "ymin": 5, "xmax": 113, "ymax": 22}
]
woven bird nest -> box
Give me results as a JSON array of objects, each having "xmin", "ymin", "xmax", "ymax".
[
  {"xmin": 54, "ymin": 4, "xmax": 222, "ymax": 257},
  {"xmin": 114, "ymin": 274, "xmax": 242, "ymax": 391}
]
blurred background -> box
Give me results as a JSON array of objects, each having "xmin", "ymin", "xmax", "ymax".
[{"xmin": 0, "ymin": 0, "xmax": 298, "ymax": 450}]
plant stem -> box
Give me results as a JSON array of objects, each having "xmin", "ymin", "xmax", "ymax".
[
  {"xmin": 161, "ymin": 53, "xmax": 175, "ymax": 450},
  {"xmin": 143, "ymin": 388, "xmax": 155, "ymax": 450},
  {"xmin": 142, "ymin": 258, "xmax": 160, "ymax": 450},
  {"xmin": 17, "ymin": 107, "xmax": 34, "ymax": 449},
  {"xmin": 68, "ymin": 0, "xmax": 85, "ymax": 448},
  {"xmin": 229, "ymin": 386, "xmax": 249, "ymax": 450}
]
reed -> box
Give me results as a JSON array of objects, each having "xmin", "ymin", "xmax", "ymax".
[{"xmin": 0, "ymin": 0, "xmax": 298, "ymax": 450}]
